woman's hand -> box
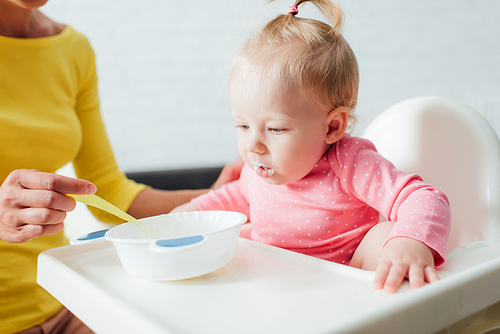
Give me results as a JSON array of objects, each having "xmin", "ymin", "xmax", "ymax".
[
  {"xmin": 0, "ymin": 169, "xmax": 96, "ymax": 243},
  {"xmin": 128, "ymin": 161, "xmax": 243, "ymax": 219},
  {"xmin": 373, "ymin": 237, "xmax": 438, "ymax": 293},
  {"xmin": 170, "ymin": 201, "xmax": 200, "ymax": 214},
  {"xmin": 211, "ymin": 160, "xmax": 244, "ymax": 190}
]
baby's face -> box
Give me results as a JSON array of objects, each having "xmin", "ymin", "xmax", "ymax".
[{"xmin": 230, "ymin": 76, "xmax": 331, "ymax": 185}]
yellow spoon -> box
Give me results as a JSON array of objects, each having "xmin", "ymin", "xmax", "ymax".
[
  {"xmin": 67, "ymin": 194, "xmax": 162, "ymax": 238},
  {"xmin": 65, "ymin": 193, "xmax": 167, "ymax": 239},
  {"xmin": 66, "ymin": 193, "xmax": 143, "ymax": 225}
]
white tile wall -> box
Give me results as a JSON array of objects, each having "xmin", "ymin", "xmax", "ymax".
[{"xmin": 43, "ymin": 0, "xmax": 500, "ymax": 173}]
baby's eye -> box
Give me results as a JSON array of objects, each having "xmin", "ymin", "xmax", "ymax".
[
  {"xmin": 235, "ymin": 124, "xmax": 249, "ymax": 131},
  {"xmin": 268, "ymin": 127, "xmax": 287, "ymax": 134}
]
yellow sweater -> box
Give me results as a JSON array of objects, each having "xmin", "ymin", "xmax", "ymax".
[{"xmin": 0, "ymin": 26, "xmax": 147, "ymax": 333}]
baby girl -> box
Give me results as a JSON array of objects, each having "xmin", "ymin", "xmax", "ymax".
[{"xmin": 172, "ymin": 0, "xmax": 451, "ymax": 293}]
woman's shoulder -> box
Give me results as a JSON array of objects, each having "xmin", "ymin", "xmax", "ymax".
[
  {"xmin": 60, "ymin": 26, "xmax": 96, "ymax": 67},
  {"xmin": 64, "ymin": 26, "xmax": 92, "ymax": 47}
]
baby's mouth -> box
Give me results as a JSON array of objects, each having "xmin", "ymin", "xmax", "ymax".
[{"xmin": 251, "ymin": 161, "xmax": 274, "ymax": 178}]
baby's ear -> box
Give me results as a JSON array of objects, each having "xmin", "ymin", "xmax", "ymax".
[{"xmin": 326, "ymin": 107, "xmax": 349, "ymax": 144}]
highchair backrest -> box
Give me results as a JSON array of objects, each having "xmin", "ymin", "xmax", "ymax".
[{"xmin": 361, "ymin": 96, "xmax": 500, "ymax": 250}]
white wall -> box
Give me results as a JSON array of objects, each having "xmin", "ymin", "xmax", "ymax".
[{"xmin": 43, "ymin": 0, "xmax": 500, "ymax": 173}]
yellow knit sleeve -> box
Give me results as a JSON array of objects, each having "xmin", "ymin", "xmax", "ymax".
[{"xmin": 71, "ymin": 34, "xmax": 148, "ymax": 223}]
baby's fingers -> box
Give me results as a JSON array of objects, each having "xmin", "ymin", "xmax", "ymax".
[
  {"xmin": 374, "ymin": 261, "xmax": 405, "ymax": 293},
  {"xmin": 408, "ymin": 265, "xmax": 425, "ymax": 290},
  {"xmin": 424, "ymin": 266, "xmax": 439, "ymax": 284},
  {"xmin": 374, "ymin": 261, "xmax": 408, "ymax": 293},
  {"xmin": 373, "ymin": 261, "xmax": 390, "ymax": 290},
  {"xmin": 409, "ymin": 265, "xmax": 439, "ymax": 290}
]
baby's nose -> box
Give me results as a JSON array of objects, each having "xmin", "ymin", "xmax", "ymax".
[{"xmin": 246, "ymin": 136, "xmax": 266, "ymax": 154}]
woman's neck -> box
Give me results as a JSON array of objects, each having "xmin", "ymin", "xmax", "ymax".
[{"xmin": 0, "ymin": 3, "xmax": 63, "ymax": 38}]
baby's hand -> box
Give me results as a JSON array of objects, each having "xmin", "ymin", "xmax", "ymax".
[
  {"xmin": 374, "ymin": 237, "xmax": 438, "ymax": 293},
  {"xmin": 170, "ymin": 201, "xmax": 200, "ymax": 214}
]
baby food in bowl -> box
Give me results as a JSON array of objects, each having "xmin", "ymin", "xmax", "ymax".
[{"xmin": 104, "ymin": 211, "xmax": 247, "ymax": 281}]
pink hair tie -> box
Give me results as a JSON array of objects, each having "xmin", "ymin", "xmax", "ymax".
[{"xmin": 288, "ymin": 4, "xmax": 299, "ymax": 16}]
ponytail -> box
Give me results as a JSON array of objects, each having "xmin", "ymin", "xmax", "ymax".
[
  {"xmin": 231, "ymin": 0, "xmax": 359, "ymax": 125},
  {"xmin": 284, "ymin": 0, "xmax": 344, "ymax": 32}
]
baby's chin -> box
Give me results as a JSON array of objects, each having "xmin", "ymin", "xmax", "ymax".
[{"xmin": 260, "ymin": 174, "xmax": 301, "ymax": 186}]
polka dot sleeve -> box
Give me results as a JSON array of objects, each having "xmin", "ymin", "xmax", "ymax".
[{"xmin": 332, "ymin": 136, "xmax": 451, "ymax": 266}]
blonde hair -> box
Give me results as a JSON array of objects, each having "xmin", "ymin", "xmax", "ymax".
[{"xmin": 230, "ymin": 0, "xmax": 359, "ymax": 125}]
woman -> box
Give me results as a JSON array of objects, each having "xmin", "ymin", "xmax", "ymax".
[{"xmin": 0, "ymin": 1, "xmax": 241, "ymax": 332}]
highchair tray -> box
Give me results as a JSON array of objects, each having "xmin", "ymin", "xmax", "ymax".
[{"xmin": 37, "ymin": 238, "xmax": 500, "ymax": 334}]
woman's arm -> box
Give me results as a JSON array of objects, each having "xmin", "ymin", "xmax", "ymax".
[
  {"xmin": 128, "ymin": 160, "xmax": 244, "ymax": 218},
  {"xmin": 127, "ymin": 188, "xmax": 207, "ymax": 218}
]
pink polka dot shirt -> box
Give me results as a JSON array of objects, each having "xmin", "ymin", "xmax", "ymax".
[{"xmin": 193, "ymin": 135, "xmax": 451, "ymax": 266}]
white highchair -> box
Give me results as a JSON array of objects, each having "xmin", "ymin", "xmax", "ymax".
[
  {"xmin": 41, "ymin": 96, "xmax": 500, "ymax": 334},
  {"xmin": 361, "ymin": 96, "xmax": 500, "ymax": 333}
]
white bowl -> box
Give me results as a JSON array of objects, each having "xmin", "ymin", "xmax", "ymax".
[{"xmin": 77, "ymin": 211, "xmax": 247, "ymax": 281}]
